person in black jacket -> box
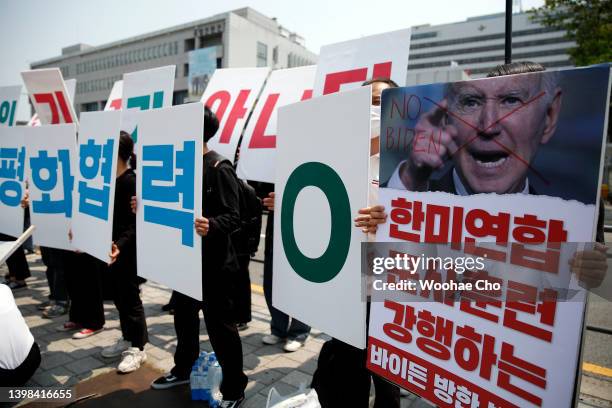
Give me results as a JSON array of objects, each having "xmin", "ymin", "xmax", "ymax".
[
  {"xmin": 151, "ymin": 107, "xmax": 247, "ymax": 408},
  {"xmin": 101, "ymin": 131, "xmax": 148, "ymax": 373}
]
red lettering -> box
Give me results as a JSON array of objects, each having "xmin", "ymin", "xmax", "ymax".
[
  {"xmin": 108, "ymin": 98, "xmax": 122, "ymax": 110},
  {"xmin": 54, "ymin": 91, "xmax": 73, "ymax": 123},
  {"xmin": 372, "ymin": 61, "xmax": 392, "ymax": 79},
  {"xmin": 249, "ymin": 93, "xmax": 279, "ymax": 149},
  {"xmin": 205, "ymin": 90, "xmax": 232, "ymax": 123},
  {"xmin": 323, "ymin": 68, "xmax": 368, "ymax": 95},
  {"xmin": 219, "ymin": 89, "xmax": 251, "ymax": 144},
  {"xmin": 33, "ymin": 93, "xmax": 59, "ymax": 124},
  {"xmin": 300, "ymin": 89, "xmax": 313, "ymax": 100}
]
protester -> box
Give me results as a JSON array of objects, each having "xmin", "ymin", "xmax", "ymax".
[
  {"xmin": 261, "ymin": 182, "xmax": 311, "ymax": 352},
  {"xmin": 311, "ymin": 77, "xmax": 401, "ymax": 408},
  {"xmin": 0, "ymin": 233, "xmax": 30, "ymax": 290},
  {"xmin": 150, "ymin": 106, "xmax": 247, "ymax": 408},
  {"xmin": 100, "ymin": 131, "xmax": 148, "ymax": 373},
  {"xmin": 0, "ymin": 283, "xmax": 41, "ymax": 386},
  {"xmin": 17, "ymin": 193, "xmax": 69, "ymax": 316},
  {"xmin": 59, "ymin": 250, "xmax": 105, "ymax": 339},
  {"xmin": 39, "ymin": 247, "xmax": 69, "ymax": 318}
]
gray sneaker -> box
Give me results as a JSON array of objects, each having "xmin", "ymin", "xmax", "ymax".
[
  {"xmin": 42, "ymin": 304, "xmax": 67, "ymax": 319},
  {"xmin": 37, "ymin": 300, "xmax": 53, "ymax": 311}
]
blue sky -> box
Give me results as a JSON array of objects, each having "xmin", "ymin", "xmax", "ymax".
[{"xmin": 0, "ymin": 0, "xmax": 544, "ymax": 120}]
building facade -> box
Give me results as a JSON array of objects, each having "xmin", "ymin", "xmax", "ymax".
[
  {"xmin": 30, "ymin": 7, "xmax": 317, "ymax": 113},
  {"xmin": 408, "ymin": 12, "xmax": 574, "ymax": 78}
]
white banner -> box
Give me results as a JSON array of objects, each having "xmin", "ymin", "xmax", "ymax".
[
  {"xmin": 0, "ymin": 86, "xmax": 22, "ymax": 127},
  {"xmin": 313, "ymin": 28, "xmax": 411, "ymax": 97},
  {"xmin": 237, "ymin": 65, "xmax": 316, "ymax": 182},
  {"xmin": 0, "ymin": 127, "xmax": 26, "ymax": 238},
  {"xmin": 71, "ymin": 110, "xmax": 121, "ymax": 262},
  {"xmin": 273, "ymin": 86, "xmax": 371, "ymax": 348},
  {"xmin": 104, "ymin": 80, "xmax": 123, "ymax": 111},
  {"xmin": 21, "ymin": 69, "xmax": 78, "ymax": 126},
  {"xmin": 121, "ymin": 66, "xmax": 175, "ymax": 142},
  {"xmin": 201, "ymin": 67, "xmax": 269, "ymax": 163},
  {"xmin": 136, "ymin": 103, "xmax": 203, "ymax": 301},
  {"xmin": 24, "ymin": 124, "xmax": 77, "ymax": 250}
]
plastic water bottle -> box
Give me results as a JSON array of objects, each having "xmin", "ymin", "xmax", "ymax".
[
  {"xmin": 208, "ymin": 358, "xmax": 223, "ymax": 407},
  {"xmin": 201, "ymin": 353, "xmax": 217, "ymax": 403},
  {"xmin": 190, "ymin": 352, "xmax": 209, "ymax": 400}
]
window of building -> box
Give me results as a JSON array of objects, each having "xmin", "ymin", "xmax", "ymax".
[
  {"xmin": 257, "ymin": 42, "xmax": 268, "ymax": 67},
  {"xmin": 82, "ymin": 102, "xmax": 99, "ymax": 112},
  {"xmin": 216, "ymin": 58, "xmax": 222, "ymax": 68},
  {"xmin": 272, "ymin": 46, "xmax": 278, "ymax": 65},
  {"xmin": 173, "ymin": 90, "xmax": 188, "ymax": 105},
  {"xmin": 184, "ymin": 63, "xmax": 189, "ymax": 77},
  {"xmin": 185, "ymin": 38, "xmax": 195, "ymax": 52}
]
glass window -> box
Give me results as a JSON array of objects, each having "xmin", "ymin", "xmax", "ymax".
[{"xmin": 256, "ymin": 42, "xmax": 267, "ymax": 67}]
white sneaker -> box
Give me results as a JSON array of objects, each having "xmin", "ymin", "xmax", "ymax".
[
  {"xmin": 117, "ymin": 347, "xmax": 146, "ymax": 373},
  {"xmin": 101, "ymin": 337, "xmax": 130, "ymax": 358},
  {"xmin": 283, "ymin": 339, "xmax": 304, "ymax": 352},
  {"xmin": 262, "ymin": 334, "xmax": 282, "ymax": 345}
]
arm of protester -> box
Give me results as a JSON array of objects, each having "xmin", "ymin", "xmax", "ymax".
[
  {"xmin": 263, "ymin": 192, "xmax": 275, "ymax": 211},
  {"xmin": 570, "ymin": 243, "xmax": 608, "ymax": 290},
  {"xmin": 354, "ymin": 205, "xmax": 387, "ymax": 234},
  {"xmin": 208, "ymin": 165, "xmax": 241, "ymax": 237},
  {"xmin": 108, "ymin": 243, "xmax": 120, "ymax": 265},
  {"xmin": 20, "ymin": 189, "xmax": 29, "ymax": 209},
  {"xmin": 398, "ymin": 99, "xmax": 458, "ymax": 191},
  {"xmin": 195, "ymin": 217, "xmax": 210, "ymax": 236},
  {"xmin": 130, "ymin": 195, "xmax": 137, "ymax": 214}
]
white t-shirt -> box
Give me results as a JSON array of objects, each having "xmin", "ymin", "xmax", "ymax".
[{"xmin": 0, "ymin": 285, "xmax": 34, "ymax": 369}]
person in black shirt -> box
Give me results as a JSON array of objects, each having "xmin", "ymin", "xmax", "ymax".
[
  {"xmin": 101, "ymin": 131, "xmax": 148, "ymax": 373},
  {"xmin": 151, "ymin": 107, "xmax": 247, "ymax": 408}
]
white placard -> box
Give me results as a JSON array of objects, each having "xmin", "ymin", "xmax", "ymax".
[
  {"xmin": 136, "ymin": 103, "xmax": 203, "ymax": 301},
  {"xmin": 71, "ymin": 110, "xmax": 121, "ymax": 262},
  {"xmin": 104, "ymin": 80, "xmax": 123, "ymax": 111},
  {"xmin": 121, "ymin": 66, "xmax": 175, "ymax": 142},
  {"xmin": 237, "ymin": 66, "xmax": 316, "ymax": 182},
  {"xmin": 273, "ymin": 86, "xmax": 371, "ymax": 348},
  {"xmin": 201, "ymin": 67, "xmax": 270, "ymax": 163},
  {"xmin": 313, "ymin": 28, "xmax": 411, "ymax": 97},
  {"xmin": 24, "ymin": 124, "xmax": 77, "ymax": 250},
  {"xmin": 21, "ymin": 69, "xmax": 78, "ymax": 125},
  {"xmin": 0, "ymin": 85, "xmax": 22, "ymax": 127},
  {"xmin": 0, "ymin": 127, "xmax": 26, "ymax": 237}
]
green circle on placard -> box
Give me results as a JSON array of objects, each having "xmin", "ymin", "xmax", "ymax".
[{"xmin": 281, "ymin": 162, "xmax": 351, "ymax": 283}]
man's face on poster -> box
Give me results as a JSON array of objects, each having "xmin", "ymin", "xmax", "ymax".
[{"xmin": 447, "ymin": 74, "xmax": 562, "ymax": 194}]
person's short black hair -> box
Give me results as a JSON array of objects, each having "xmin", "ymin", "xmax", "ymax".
[
  {"xmin": 119, "ymin": 130, "xmax": 136, "ymax": 169},
  {"xmin": 362, "ymin": 77, "xmax": 399, "ymax": 88},
  {"xmin": 486, "ymin": 61, "xmax": 545, "ymax": 77},
  {"xmin": 204, "ymin": 105, "xmax": 219, "ymax": 143}
]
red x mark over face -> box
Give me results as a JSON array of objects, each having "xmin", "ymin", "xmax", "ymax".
[{"xmin": 419, "ymin": 77, "xmax": 556, "ymax": 194}]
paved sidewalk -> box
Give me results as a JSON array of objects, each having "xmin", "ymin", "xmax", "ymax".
[
  {"xmin": 7, "ymin": 253, "xmax": 608, "ymax": 407},
  {"xmin": 7, "ymin": 253, "xmax": 435, "ymax": 408}
]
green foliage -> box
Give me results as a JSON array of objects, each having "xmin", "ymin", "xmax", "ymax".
[{"xmin": 531, "ymin": 0, "xmax": 612, "ymax": 66}]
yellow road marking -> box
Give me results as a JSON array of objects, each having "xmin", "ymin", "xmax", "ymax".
[
  {"xmin": 251, "ymin": 283, "xmax": 264, "ymax": 294},
  {"xmin": 583, "ymin": 362, "xmax": 612, "ymax": 378}
]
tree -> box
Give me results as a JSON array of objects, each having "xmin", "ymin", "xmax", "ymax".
[{"xmin": 530, "ymin": 0, "xmax": 611, "ymax": 66}]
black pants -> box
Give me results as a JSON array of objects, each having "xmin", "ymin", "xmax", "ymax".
[
  {"xmin": 170, "ymin": 291, "xmax": 247, "ymax": 400},
  {"xmin": 0, "ymin": 342, "xmax": 41, "ymax": 387},
  {"xmin": 235, "ymin": 255, "xmax": 252, "ymax": 323},
  {"xmin": 312, "ymin": 338, "xmax": 400, "ymax": 408},
  {"xmin": 110, "ymin": 259, "xmax": 148, "ymax": 349},
  {"xmin": 63, "ymin": 252, "xmax": 105, "ymax": 330},
  {"xmin": 0, "ymin": 233, "xmax": 30, "ymax": 281},
  {"xmin": 40, "ymin": 247, "xmax": 68, "ymax": 303}
]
